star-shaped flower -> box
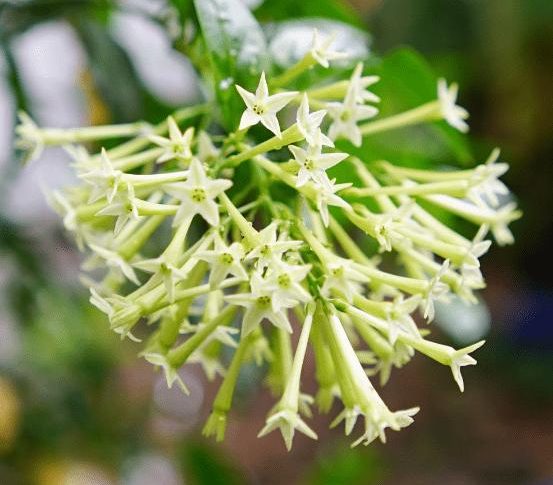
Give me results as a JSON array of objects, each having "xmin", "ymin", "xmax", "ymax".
[
  {"xmin": 385, "ymin": 295, "xmax": 421, "ymax": 345},
  {"xmin": 327, "ymin": 63, "xmax": 379, "ymax": 147},
  {"xmin": 86, "ymin": 243, "xmax": 139, "ymax": 285},
  {"xmin": 422, "ymin": 259, "xmax": 450, "ymax": 321},
  {"xmin": 245, "ymin": 222, "xmax": 303, "ymax": 269},
  {"xmin": 149, "ymin": 116, "xmax": 194, "ymax": 164},
  {"xmin": 143, "ymin": 352, "xmax": 190, "ymax": 394},
  {"xmin": 197, "ymin": 130, "xmax": 220, "ymax": 164},
  {"xmin": 133, "ymin": 256, "xmax": 188, "ymax": 303},
  {"xmin": 437, "ymin": 78, "xmax": 469, "ymax": 133},
  {"xmin": 314, "ymin": 178, "xmax": 352, "ymax": 227},
  {"xmin": 321, "ymin": 259, "xmax": 367, "ymax": 302},
  {"xmin": 448, "ymin": 340, "xmax": 485, "ymax": 392},
  {"xmin": 258, "ymin": 408, "xmax": 317, "ymax": 451},
  {"xmin": 195, "ymin": 235, "xmax": 248, "ymax": 286},
  {"xmin": 236, "ymin": 72, "xmax": 298, "ymax": 137},
  {"xmin": 14, "ymin": 111, "xmax": 44, "ymax": 164},
  {"xmin": 80, "ymin": 148, "xmax": 123, "ymax": 203},
  {"xmin": 296, "ymin": 93, "xmax": 332, "ymax": 147},
  {"xmin": 256, "ymin": 261, "xmax": 312, "ymax": 313},
  {"xmin": 289, "ymin": 137, "xmax": 348, "ymax": 188},
  {"xmin": 309, "ymin": 29, "xmax": 348, "ymax": 68},
  {"xmin": 95, "ymin": 183, "xmax": 140, "ymax": 235},
  {"xmin": 468, "ymin": 148, "xmax": 509, "ymax": 207},
  {"xmin": 225, "ymin": 272, "xmax": 294, "ymax": 335},
  {"xmin": 164, "ymin": 158, "xmax": 232, "ymax": 226}
]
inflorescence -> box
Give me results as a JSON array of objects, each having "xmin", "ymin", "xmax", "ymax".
[{"xmin": 17, "ymin": 31, "xmax": 520, "ymax": 450}]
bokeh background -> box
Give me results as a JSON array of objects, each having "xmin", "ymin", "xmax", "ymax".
[{"xmin": 0, "ymin": 0, "xmax": 552, "ymax": 484}]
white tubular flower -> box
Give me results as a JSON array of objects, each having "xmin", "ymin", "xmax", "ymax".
[
  {"xmin": 195, "ymin": 235, "xmax": 248, "ymax": 286},
  {"xmin": 15, "ymin": 111, "xmax": 44, "ymax": 163},
  {"xmin": 448, "ymin": 341, "xmax": 485, "ymax": 392},
  {"xmin": 422, "ymin": 259, "xmax": 450, "ymax": 321},
  {"xmin": 95, "ymin": 183, "xmax": 140, "ymax": 235},
  {"xmin": 87, "ymin": 243, "xmax": 139, "ymax": 285},
  {"xmin": 164, "ymin": 158, "xmax": 232, "ymax": 226},
  {"xmin": 386, "ymin": 296, "xmax": 421, "ymax": 345},
  {"xmin": 310, "ymin": 29, "xmax": 348, "ymax": 68},
  {"xmin": 89, "ymin": 289, "xmax": 141, "ymax": 342},
  {"xmin": 197, "ymin": 130, "xmax": 220, "ymax": 164},
  {"xmin": 355, "ymin": 75, "xmax": 381, "ymax": 104},
  {"xmin": 374, "ymin": 202, "xmax": 415, "ymax": 252},
  {"xmin": 80, "ymin": 148, "xmax": 123, "ymax": 203},
  {"xmin": 235, "ymin": 72, "xmax": 298, "ymax": 137},
  {"xmin": 258, "ymin": 408, "xmax": 317, "ymax": 451},
  {"xmin": 143, "ymin": 352, "xmax": 190, "ymax": 394},
  {"xmin": 437, "ymin": 78, "xmax": 469, "ymax": 133},
  {"xmin": 328, "ymin": 63, "xmax": 379, "ymax": 147},
  {"xmin": 289, "ymin": 137, "xmax": 348, "ymax": 188},
  {"xmin": 149, "ymin": 116, "xmax": 194, "ymax": 164},
  {"xmin": 47, "ymin": 190, "xmax": 91, "ymax": 250},
  {"xmin": 296, "ymin": 93, "xmax": 332, "ymax": 146},
  {"xmin": 64, "ymin": 144, "xmax": 93, "ymax": 174},
  {"xmin": 245, "ymin": 222, "xmax": 303, "ymax": 269},
  {"xmin": 133, "ymin": 257, "xmax": 188, "ymax": 304},
  {"xmin": 225, "ymin": 272, "xmax": 293, "ymax": 335},
  {"xmin": 468, "ymin": 148, "xmax": 509, "ymax": 207},
  {"xmin": 259, "ymin": 261, "xmax": 312, "ymax": 312},
  {"xmin": 314, "ymin": 178, "xmax": 352, "ymax": 227},
  {"xmin": 321, "ymin": 260, "xmax": 367, "ymax": 302}
]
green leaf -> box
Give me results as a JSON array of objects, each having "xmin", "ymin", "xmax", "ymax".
[
  {"xmin": 256, "ymin": 0, "xmax": 362, "ymax": 27},
  {"xmin": 193, "ymin": 0, "xmax": 269, "ymax": 130}
]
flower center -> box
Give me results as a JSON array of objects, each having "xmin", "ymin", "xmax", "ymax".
[
  {"xmin": 340, "ymin": 110, "xmax": 351, "ymax": 122},
  {"xmin": 277, "ymin": 274, "xmax": 291, "ymax": 288},
  {"xmin": 191, "ymin": 187, "xmax": 206, "ymax": 202},
  {"xmin": 304, "ymin": 158, "xmax": 315, "ymax": 170},
  {"xmin": 331, "ymin": 266, "xmax": 344, "ymax": 277},
  {"xmin": 257, "ymin": 295, "xmax": 271, "ymax": 307},
  {"xmin": 219, "ymin": 252, "xmax": 234, "ymax": 265},
  {"xmin": 252, "ymin": 104, "xmax": 266, "ymax": 115},
  {"xmin": 260, "ymin": 244, "xmax": 271, "ymax": 258}
]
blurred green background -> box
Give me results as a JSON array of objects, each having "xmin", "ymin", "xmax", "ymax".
[{"xmin": 0, "ymin": 1, "xmax": 552, "ymax": 484}]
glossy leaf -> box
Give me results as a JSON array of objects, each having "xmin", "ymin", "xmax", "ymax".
[{"xmin": 193, "ymin": 0, "xmax": 269, "ymax": 130}]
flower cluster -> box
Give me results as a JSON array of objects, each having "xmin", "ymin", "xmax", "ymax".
[{"xmin": 18, "ymin": 30, "xmax": 520, "ymax": 450}]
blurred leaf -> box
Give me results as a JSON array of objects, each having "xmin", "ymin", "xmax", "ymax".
[
  {"xmin": 72, "ymin": 18, "xmax": 144, "ymax": 122},
  {"xmin": 179, "ymin": 441, "xmax": 243, "ymax": 485},
  {"xmin": 193, "ymin": 0, "xmax": 269, "ymax": 130},
  {"xmin": 256, "ymin": 0, "xmax": 362, "ymax": 27},
  {"xmin": 266, "ymin": 18, "xmax": 370, "ymax": 69}
]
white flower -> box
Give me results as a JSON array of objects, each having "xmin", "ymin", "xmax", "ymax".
[
  {"xmin": 327, "ymin": 63, "xmax": 379, "ymax": 146},
  {"xmin": 373, "ymin": 202, "xmax": 415, "ymax": 252},
  {"xmin": 245, "ymin": 222, "xmax": 303, "ymax": 268},
  {"xmin": 95, "ymin": 183, "xmax": 140, "ymax": 235},
  {"xmin": 89, "ymin": 289, "xmax": 141, "ymax": 342},
  {"xmin": 164, "ymin": 158, "xmax": 232, "ymax": 226},
  {"xmin": 15, "ymin": 111, "xmax": 44, "ymax": 163},
  {"xmin": 86, "ymin": 243, "xmax": 139, "ymax": 285},
  {"xmin": 309, "ymin": 29, "xmax": 348, "ymax": 68},
  {"xmin": 314, "ymin": 178, "xmax": 352, "ymax": 227},
  {"xmin": 257, "ymin": 261, "xmax": 312, "ymax": 312},
  {"xmin": 225, "ymin": 272, "xmax": 293, "ymax": 335},
  {"xmin": 195, "ymin": 235, "xmax": 248, "ymax": 286},
  {"xmin": 468, "ymin": 148, "xmax": 509, "ymax": 207},
  {"xmin": 355, "ymin": 75, "xmax": 381, "ymax": 104},
  {"xmin": 197, "ymin": 130, "xmax": 220, "ymax": 164},
  {"xmin": 133, "ymin": 257, "xmax": 188, "ymax": 303},
  {"xmin": 321, "ymin": 260, "xmax": 367, "ymax": 302},
  {"xmin": 489, "ymin": 202, "xmax": 520, "ymax": 246},
  {"xmin": 258, "ymin": 408, "xmax": 317, "ymax": 451},
  {"xmin": 296, "ymin": 93, "xmax": 332, "ymax": 147},
  {"xmin": 149, "ymin": 116, "xmax": 194, "ymax": 164},
  {"xmin": 448, "ymin": 340, "xmax": 485, "ymax": 392},
  {"xmin": 386, "ymin": 295, "xmax": 421, "ymax": 345},
  {"xmin": 80, "ymin": 148, "xmax": 123, "ymax": 203},
  {"xmin": 143, "ymin": 352, "xmax": 190, "ymax": 394},
  {"xmin": 422, "ymin": 259, "xmax": 450, "ymax": 321},
  {"xmin": 289, "ymin": 137, "xmax": 348, "ymax": 188},
  {"xmin": 64, "ymin": 144, "xmax": 93, "ymax": 174},
  {"xmin": 437, "ymin": 78, "xmax": 469, "ymax": 133},
  {"xmin": 236, "ymin": 72, "xmax": 298, "ymax": 137}
]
